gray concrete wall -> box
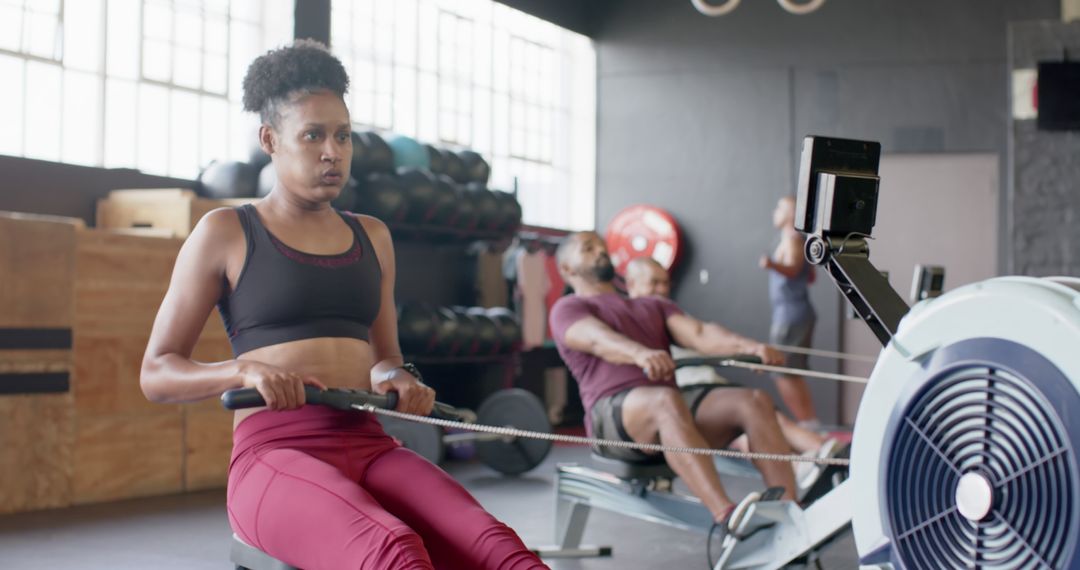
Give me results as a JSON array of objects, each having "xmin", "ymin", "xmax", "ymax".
[
  {"xmin": 1008, "ymin": 21, "xmax": 1080, "ymax": 276},
  {"xmin": 594, "ymin": 0, "xmax": 1059, "ymax": 423}
]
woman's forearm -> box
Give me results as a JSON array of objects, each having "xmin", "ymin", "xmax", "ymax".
[{"xmin": 140, "ymin": 354, "xmax": 248, "ymax": 404}]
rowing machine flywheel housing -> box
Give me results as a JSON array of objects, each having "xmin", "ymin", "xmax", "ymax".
[{"xmin": 853, "ymin": 277, "xmax": 1080, "ymax": 569}]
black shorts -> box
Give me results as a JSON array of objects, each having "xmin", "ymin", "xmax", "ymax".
[
  {"xmin": 769, "ymin": 318, "xmax": 815, "ymax": 371},
  {"xmin": 589, "ymin": 384, "xmax": 740, "ymax": 463}
]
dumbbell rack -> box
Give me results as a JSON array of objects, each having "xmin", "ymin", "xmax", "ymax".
[
  {"xmin": 383, "ymin": 220, "xmax": 510, "ymax": 243},
  {"xmin": 392, "ymin": 233, "xmax": 522, "ymax": 413},
  {"xmin": 409, "ymin": 354, "xmax": 515, "ymax": 366}
]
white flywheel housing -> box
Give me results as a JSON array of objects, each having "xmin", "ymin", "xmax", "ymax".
[{"xmin": 851, "ymin": 276, "xmax": 1080, "ymax": 569}]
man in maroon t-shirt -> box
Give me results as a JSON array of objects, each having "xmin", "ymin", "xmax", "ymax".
[{"xmin": 549, "ymin": 232, "xmax": 796, "ymax": 523}]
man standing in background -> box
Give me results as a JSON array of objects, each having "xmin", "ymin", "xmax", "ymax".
[{"xmin": 759, "ymin": 196, "xmax": 820, "ymax": 429}]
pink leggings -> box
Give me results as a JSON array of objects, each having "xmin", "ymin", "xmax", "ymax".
[{"xmin": 228, "ymin": 406, "xmax": 547, "ymax": 570}]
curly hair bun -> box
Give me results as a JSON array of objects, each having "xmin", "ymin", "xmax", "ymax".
[{"xmin": 242, "ymin": 39, "xmax": 349, "ymax": 118}]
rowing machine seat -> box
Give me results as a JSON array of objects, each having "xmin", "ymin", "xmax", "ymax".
[
  {"xmin": 590, "ymin": 453, "xmax": 676, "ymax": 481},
  {"xmin": 231, "ymin": 534, "xmax": 298, "ymax": 570}
]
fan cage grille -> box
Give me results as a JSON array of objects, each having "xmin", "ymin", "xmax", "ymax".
[{"xmin": 886, "ymin": 365, "xmax": 1076, "ymax": 569}]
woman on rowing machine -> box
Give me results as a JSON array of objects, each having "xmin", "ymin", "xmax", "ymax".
[{"xmin": 140, "ymin": 40, "xmax": 546, "ymax": 570}]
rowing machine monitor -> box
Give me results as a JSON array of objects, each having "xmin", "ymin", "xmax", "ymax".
[
  {"xmin": 795, "ymin": 135, "xmax": 909, "ymax": 347},
  {"xmin": 909, "ymin": 264, "xmax": 945, "ymax": 303},
  {"xmin": 794, "ymin": 136, "xmax": 880, "ymax": 236}
]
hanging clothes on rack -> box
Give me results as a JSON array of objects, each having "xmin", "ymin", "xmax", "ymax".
[
  {"xmin": 475, "ymin": 244, "xmax": 509, "ymax": 308},
  {"xmin": 517, "ymin": 248, "xmax": 549, "ymax": 349}
]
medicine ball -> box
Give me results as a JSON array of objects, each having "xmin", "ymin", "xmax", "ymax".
[
  {"xmin": 433, "ymin": 307, "xmax": 464, "ymax": 356},
  {"xmin": 257, "ymin": 162, "xmax": 276, "ymax": 197},
  {"xmin": 355, "ymin": 172, "xmax": 409, "ymax": 222},
  {"xmin": 452, "ymin": 183, "xmax": 480, "ymax": 232},
  {"xmin": 491, "ymin": 190, "xmax": 522, "ymax": 232},
  {"xmin": 198, "ymin": 160, "xmax": 259, "ymax": 199},
  {"xmin": 485, "ymin": 307, "xmax": 522, "ymax": 353},
  {"xmin": 428, "ymin": 174, "xmax": 459, "ymax": 226},
  {"xmin": 397, "ymin": 167, "xmax": 438, "ymax": 224},
  {"xmin": 350, "ymin": 132, "xmax": 371, "ymax": 179},
  {"xmin": 248, "ymin": 138, "xmax": 271, "ymax": 172},
  {"xmin": 450, "ymin": 306, "xmax": 480, "ymax": 356},
  {"xmin": 397, "ymin": 303, "xmax": 438, "ymax": 355},
  {"xmin": 356, "ymin": 131, "xmax": 395, "ymax": 174},
  {"xmin": 465, "ymin": 307, "xmax": 501, "ymax": 355},
  {"xmin": 387, "ymin": 134, "xmax": 430, "ymax": 170},
  {"xmin": 441, "ymin": 149, "xmax": 467, "ymax": 184},
  {"xmin": 426, "ymin": 144, "xmax": 445, "ymax": 175},
  {"xmin": 332, "ymin": 178, "xmax": 360, "ymax": 212},
  {"xmin": 465, "ymin": 183, "xmax": 502, "ymax": 232},
  {"xmin": 457, "ymin": 150, "xmax": 490, "ymax": 185}
]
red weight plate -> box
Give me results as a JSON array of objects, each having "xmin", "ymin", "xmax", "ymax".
[{"xmin": 604, "ymin": 204, "xmax": 684, "ymax": 276}]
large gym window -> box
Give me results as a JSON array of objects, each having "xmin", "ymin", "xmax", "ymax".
[
  {"xmin": 332, "ymin": 0, "xmax": 597, "ymax": 230},
  {"xmin": 0, "ymin": 0, "xmax": 292, "ymax": 178}
]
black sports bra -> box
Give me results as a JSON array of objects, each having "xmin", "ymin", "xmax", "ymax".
[{"xmin": 217, "ymin": 205, "xmax": 382, "ymax": 356}]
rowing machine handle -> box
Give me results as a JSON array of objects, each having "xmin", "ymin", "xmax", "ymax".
[
  {"xmin": 220, "ymin": 386, "xmax": 389, "ymax": 410},
  {"xmin": 431, "ymin": 401, "xmax": 477, "ymax": 422},
  {"xmin": 221, "ymin": 386, "xmax": 474, "ymax": 422},
  {"xmin": 672, "ymin": 354, "xmax": 763, "ymax": 369}
]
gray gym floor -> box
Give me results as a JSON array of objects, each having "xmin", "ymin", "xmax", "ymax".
[{"xmin": 0, "ymin": 445, "xmax": 857, "ymax": 569}]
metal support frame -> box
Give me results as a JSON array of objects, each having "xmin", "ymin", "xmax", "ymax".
[
  {"xmin": 807, "ymin": 235, "xmax": 909, "ymax": 347},
  {"xmin": 535, "ymin": 494, "xmax": 611, "ymax": 559},
  {"xmin": 535, "ymin": 463, "xmax": 853, "ymax": 569},
  {"xmin": 716, "ymin": 481, "xmax": 853, "ymax": 569},
  {"xmin": 230, "ymin": 534, "xmax": 298, "ymax": 570}
]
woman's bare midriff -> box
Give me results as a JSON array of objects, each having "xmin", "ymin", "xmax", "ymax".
[{"xmin": 232, "ymin": 336, "xmax": 376, "ymax": 428}]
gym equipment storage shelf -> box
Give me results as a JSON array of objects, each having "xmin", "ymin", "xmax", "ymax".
[
  {"xmin": 404, "ymin": 354, "xmax": 517, "ymax": 366},
  {"xmin": 385, "ymin": 220, "xmax": 515, "ymax": 244}
]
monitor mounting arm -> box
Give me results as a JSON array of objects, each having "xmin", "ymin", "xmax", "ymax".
[
  {"xmin": 804, "ymin": 234, "xmax": 909, "ymax": 347},
  {"xmin": 794, "ymin": 136, "xmax": 910, "ymax": 348}
]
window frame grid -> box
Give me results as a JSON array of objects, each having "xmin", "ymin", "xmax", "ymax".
[
  {"xmin": 506, "ymin": 34, "xmax": 555, "ymax": 165},
  {"xmin": 435, "ymin": 8, "xmax": 474, "ymax": 147},
  {"xmin": 1, "ymin": 0, "xmax": 66, "ymax": 160},
  {"xmin": 331, "ymin": 0, "xmax": 594, "ymax": 229},
  {"xmin": 333, "ymin": 1, "xmax": 574, "ymax": 165},
  {"xmin": 1, "ymin": 0, "xmax": 266, "ymax": 176},
  {"xmin": 132, "ymin": 0, "xmax": 268, "ymax": 176}
]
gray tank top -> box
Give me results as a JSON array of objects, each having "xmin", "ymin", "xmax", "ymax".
[{"xmin": 768, "ymin": 262, "xmax": 815, "ymax": 325}]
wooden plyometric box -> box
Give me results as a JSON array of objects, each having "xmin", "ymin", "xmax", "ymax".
[
  {"xmin": 184, "ymin": 407, "xmax": 234, "ymax": 491},
  {"xmin": 0, "ymin": 211, "xmax": 238, "ymax": 512},
  {"xmin": 95, "ymin": 188, "xmax": 254, "ymax": 238},
  {"xmin": 73, "ymin": 230, "xmax": 184, "ymax": 339},
  {"xmin": 69, "ymin": 229, "xmax": 237, "ymax": 498},
  {"xmin": 70, "ymin": 411, "xmax": 184, "ymax": 504},
  {"xmin": 72, "ymin": 230, "xmax": 185, "ymax": 420},
  {"xmin": 0, "ymin": 213, "xmax": 82, "ymax": 514},
  {"xmin": 0, "ymin": 212, "xmax": 81, "ymax": 397},
  {"xmin": 0, "ymin": 394, "xmax": 74, "ymax": 515},
  {"xmin": 0, "ymin": 212, "xmax": 83, "ymax": 329}
]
